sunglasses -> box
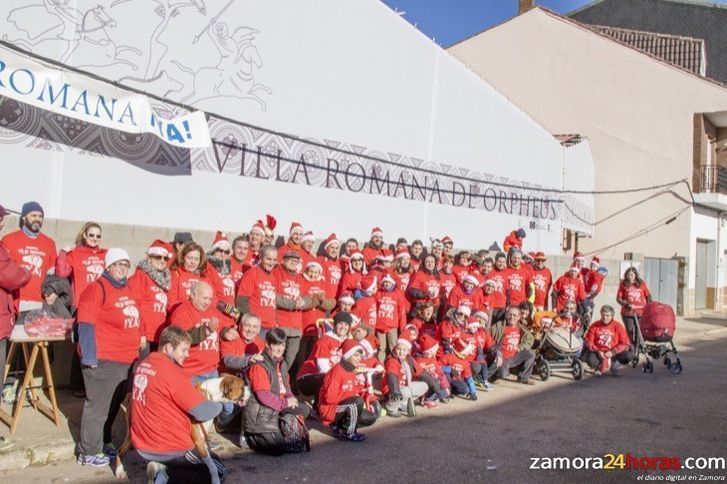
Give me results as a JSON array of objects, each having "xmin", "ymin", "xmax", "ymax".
[
  {"xmin": 86, "ymin": 233, "xmax": 102, "ymax": 239},
  {"xmin": 149, "ymin": 255, "xmax": 166, "ymax": 260},
  {"xmin": 217, "ymin": 249, "xmax": 231, "ymax": 255}
]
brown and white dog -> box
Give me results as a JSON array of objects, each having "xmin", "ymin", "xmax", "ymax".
[{"xmin": 115, "ymin": 374, "xmax": 245, "ymax": 482}]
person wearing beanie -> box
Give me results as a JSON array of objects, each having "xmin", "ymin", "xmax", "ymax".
[
  {"xmin": 441, "ymin": 236, "xmax": 454, "ymax": 257},
  {"xmin": 490, "ymin": 306, "xmax": 536, "ymax": 385},
  {"xmin": 245, "ymin": 220, "xmax": 266, "ymax": 268},
  {"xmin": 297, "ymin": 261, "xmax": 337, "ymax": 374},
  {"xmin": 207, "ymin": 232, "xmax": 237, "ymax": 321},
  {"xmin": 459, "ymin": 318, "xmax": 495, "ymax": 392},
  {"xmin": 296, "ymin": 312, "xmax": 352, "ymax": 400},
  {"xmin": 362, "ymin": 227, "xmax": 386, "ymax": 265},
  {"xmin": 530, "ymin": 252, "xmax": 553, "ymax": 311},
  {"xmin": 502, "ymin": 228, "xmax": 526, "ymax": 254},
  {"xmin": 128, "ymin": 240, "xmax": 174, "ymax": 352},
  {"xmin": 552, "ymin": 264, "xmax": 587, "ymax": 313},
  {"xmin": 584, "ymin": 257, "xmax": 606, "ymax": 301},
  {"xmin": 429, "ymin": 239, "xmax": 444, "ymax": 269},
  {"xmin": 278, "ymin": 222, "xmax": 307, "ymax": 271},
  {"xmin": 0, "ymin": 205, "xmax": 31, "ymax": 451},
  {"xmin": 171, "ymin": 232, "xmax": 193, "ymax": 258},
  {"xmin": 487, "ymin": 253, "xmax": 509, "ymax": 316},
  {"xmin": 382, "ymin": 338, "xmax": 427, "ymax": 417},
  {"xmin": 374, "ymin": 274, "xmax": 407, "ymax": 362},
  {"xmin": 300, "ymin": 231, "xmax": 317, "ymax": 270},
  {"xmin": 438, "ymin": 338, "xmax": 478, "ymax": 400},
  {"xmin": 317, "ymin": 339, "xmax": 377, "ymax": 441},
  {"xmin": 438, "ymin": 305, "xmax": 470, "ymax": 355},
  {"xmin": 76, "ymin": 247, "xmax": 143, "ymax": 467},
  {"xmin": 1, "ymin": 201, "xmax": 57, "ymax": 311}
]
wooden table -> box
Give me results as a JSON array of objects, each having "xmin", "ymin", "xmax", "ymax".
[{"xmin": 0, "ymin": 336, "xmax": 66, "ymax": 435}]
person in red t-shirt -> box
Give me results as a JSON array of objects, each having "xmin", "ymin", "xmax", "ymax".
[
  {"xmin": 616, "ymin": 267, "xmax": 652, "ymax": 346},
  {"xmin": 490, "ymin": 306, "xmax": 536, "ymax": 385},
  {"xmin": 219, "ymin": 313, "xmax": 265, "ymax": 378},
  {"xmin": 438, "ymin": 255, "xmax": 458, "ymax": 310},
  {"xmin": 530, "ymin": 252, "xmax": 553, "ymax": 311},
  {"xmin": 318, "ymin": 234, "xmax": 343, "ymax": 295},
  {"xmin": 169, "ymin": 281, "xmax": 234, "ymax": 383},
  {"xmin": 1, "ymin": 201, "xmax": 57, "ymax": 312},
  {"xmin": 503, "ymin": 228, "xmax": 526, "ymax": 253},
  {"xmin": 375, "ymin": 274, "xmax": 407, "ymax": 361},
  {"xmin": 236, "ymin": 245, "xmax": 278, "ymax": 332},
  {"xmin": 582, "ymin": 305, "xmax": 634, "ymax": 376},
  {"xmin": 382, "ymin": 338, "xmax": 427, "ymax": 417},
  {"xmin": 552, "ymin": 265, "xmax": 587, "ymax": 312},
  {"xmin": 207, "ymin": 232, "xmax": 236, "ymax": 310},
  {"xmin": 487, "ymin": 253, "xmax": 509, "ymax": 315},
  {"xmin": 131, "ymin": 325, "xmax": 224, "ymax": 483},
  {"xmin": 76, "ymin": 248, "xmax": 142, "ymax": 467},
  {"xmin": 362, "ymin": 227, "xmax": 386, "ymax": 265},
  {"xmin": 504, "ymin": 249, "xmax": 533, "ymax": 306},
  {"xmin": 168, "ymin": 243, "xmax": 213, "ymax": 312},
  {"xmin": 407, "ymin": 254, "xmax": 442, "ymax": 312},
  {"xmin": 230, "ymin": 235, "xmax": 249, "ymax": 287},
  {"xmin": 318, "ymin": 339, "xmax": 377, "ymax": 441},
  {"xmin": 55, "ymin": 222, "xmax": 107, "ymax": 309},
  {"xmin": 446, "ymin": 275, "xmax": 484, "ymax": 315}
]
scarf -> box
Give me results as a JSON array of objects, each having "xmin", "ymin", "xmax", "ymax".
[{"xmin": 137, "ymin": 259, "xmax": 171, "ymax": 291}]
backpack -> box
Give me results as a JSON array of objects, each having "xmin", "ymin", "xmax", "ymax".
[{"xmin": 279, "ymin": 412, "xmax": 310, "ymax": 453}]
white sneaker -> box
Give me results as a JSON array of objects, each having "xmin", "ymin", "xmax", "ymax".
[{"xmin": 146, "ymin": 461, "xmax": 168, "ymax": 484}]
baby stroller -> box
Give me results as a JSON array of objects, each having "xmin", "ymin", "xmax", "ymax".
[
  {"xmin": 535, "ymin": 316, "xmax": 585, "ymax": 381},
  {"xmin": 632, "ymin": 302, "xmax": 681, "ymax": 375}
]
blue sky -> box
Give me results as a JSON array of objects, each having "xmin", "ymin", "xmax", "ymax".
[{"xmin": 380, "ymin": 0, "xmax": 727, "ymax": 47}]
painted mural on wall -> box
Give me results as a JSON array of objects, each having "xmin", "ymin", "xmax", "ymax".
[{"xmin": 1, "ymin": 0, "xmax": 271, "ymax": 110}]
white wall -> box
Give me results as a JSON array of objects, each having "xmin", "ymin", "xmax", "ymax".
[{"xmin": 0, "ymin": 0, "xmax": 594, "ymax": 251}]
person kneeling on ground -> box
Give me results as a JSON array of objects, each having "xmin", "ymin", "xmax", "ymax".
[
  {"xmin": 131, "ymin": 325, "xmax": 225, "ymax": 484},
  {"xmin": 243, "ymin": 328, "xmax": 310, "ymax": 456},
  {"xmin": 318, "ymin": 339, "xmax": 378, "ymax": 442},
  {"xmin": 490, "ymin": 306, "xmax": 536, "ymax": 385},
  {"xmin": 581, "ymin": 305, "xmax": 633, "ymax": 377},
  {"xmin": 382, "ymin": 338, "xmax": 428, "ymax": 417}
]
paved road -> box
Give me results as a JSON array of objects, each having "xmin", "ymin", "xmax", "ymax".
[{"xmin": 2, "ymin": 317, "xmax": 726, "ymax": 483}]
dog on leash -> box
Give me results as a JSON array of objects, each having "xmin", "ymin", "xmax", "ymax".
[{"xmin": 115, "ymin": 374, "xmax": 245, "ymax": 482}]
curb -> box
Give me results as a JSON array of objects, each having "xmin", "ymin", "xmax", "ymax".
[{"xmin": 0, "ymin": 439, "xmax": 76, "ymax": 471}]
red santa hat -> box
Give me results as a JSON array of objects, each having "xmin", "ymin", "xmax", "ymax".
[
  {"xmin": 147, "ymin": 239, "xmax": 173, "ymax": 259},
  {"xmin": 395, "ymin": 338, "xmax": 412, "ymax": 352},
  {"xmin": 211, "ymin": 231, "xmax": 231, "ymax": 252},
  {"xmin": 573, "ymin": 251, "xmax": 586, "ymax": 261},
  {"xmin": 250, "ymin": 220, "xmax": 265, "ymax": 235},
  {"xmin": 381, "ymin": 274, "xmax": 396, "ymax": 286},
  {"xmin": 466, "ymin": 317, "xmax": 480, "ymax": 331},
  {"xmin": 265, "ymin": 214, "xmax": 277, "ymax": 230},
  {"xmin": 305, "ymin": 261, "xmax": 323, "ymax": 273},
  {"xmin": 419, "ymin": 334, "xmax": 439, "ymax": 354},
  {"xmin": 441, "ymin": 235, "xmax": 453, "ymax": 245},
  {"xmin": 474, "ymin": 310, "xmax": 489, "ymax": 322},
  {"xmin": 302, "ymin": 231, "xmax": 315, "ymax": 242},
  {"xmin": 378, "ymin": 250, "xmax": 394, "ymax": 262},
  {"xmin": 322, "ymin": 233, "xmax": 340, "ymax": 249},
  {"xmin": 453, "ymin": 338, "xmax": 474, "ymax": 356},
  {"xmin": 360, "ymin": 275, "xmax": 378, "ymax": 294},
  {"xmin": 359, "ymin": 338, "xmax": 376, "ymax": 358},
  {"xmin": 457, "ymin": 305, "xmax": 472, "ymax": 317},
  {"xmin": 590, "ymin": 256, "xmax": 601, "ymax": 266},
  {"xmin": 338, "ymin": 293, "xmax": 355, "ymax": 306},
  {"xmin": 371, "ymin": 227, "xmax": 384, "ymax": 238},
  {"xmin": 463, "ymin": 274, "xmax": 479, "ymax": 286},
  {"xmin": 404, "ymin": 323, "xmax": 418, "ymax": 337},
  {"xmin": 395, "ymin": 248, "xmax": 411, "ymax": 259},
  {"xmin": 289, "ymin": 222, "xmax": 304, "ymax": 235},
  {"xmin": 484, "ymin": 278, "xmax": 497, "ymax": 287},
  {"xmin": 350, "ymin": 251, "xmax": 365, "ymax": 261},
  {"xmin": 341, "ymin": 339, "xmax": 365, "ymax": 360}
]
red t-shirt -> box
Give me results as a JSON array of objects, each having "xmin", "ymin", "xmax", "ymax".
[
  {"xmin": 584, "ymin": 270, "xmax": 606, "ymax": 297},
  {"xmin": 274, "ymin": 266, "xmax": 303, "ymax": 331},
  {"xmin": 319, "ymin": 256, "xmax": 343, "ymax": 293},
  {"xmin": 585, "ymin": 320, "xmax": 630, "ymax": 353},
  {"xmin": 381, "ymin": 357, "xmax": 421, "ymax": 395},
  {"xmin": 169, "ymin": 301, "xmax": 226, "ymax": 377},
  {"xmin": 237, "ymin": 265, "xmax": 277, "ymax": 329},
  {"xmin": 500, "ymin": 325, "xmax": 521, "ymax": 360},
  {"xmin": 351, "ymin": 296, "xmax": 377, "ymax": 329},
  {"xmin": 446, "ymin": 285, "xmax": 484, "ymax": 313},
  {"xmin": 229, "ymin": 258, "xmax": 246, "ymax": 287},
  {"xmin": 168, "ymin": 268, "xmax": 213, "ymax": 312},
  {"xmin": 56, "ymin": 245, "xmax": 106, "ymax": 307},
  {"xmin": 375, "ymin": 290, "xmax": 406, "ymax": 333},
  {"xmin": 396, "ymin": 270, "xmax": 412, "ymax": 294},
  {"xmin": 248, "ymin": 360, "xmax": 287, "ymax": 396},
  {"xmin": 131, "ymin": 352, "xmax": 205, "ymax": 453},
  {"xmin": 439, "ymin": 272, "xmax": 458, "ymax": 300},
  {"xmin": 300, "ymin": 277, "xmax": 329, "ymax": 336},
  {"xmin": 617, "ymin": 282, "xmax": 650, "ymax": 315},
  {"xmin": 297, "ymin": 333, "xmax": 343, "ymax": 379},
  {"xmin": 219, "ymin": 335, "xmax": 264, "ymax": 377},
  {"xmin": 128, "ymin": 269, "xmax": 169, "ymax": 342},
  {"xmin": 438, "ymin": 353, "xmax": 472, "ymax": 379},
  {"xmin": 504, "ymin": 265, "xmax": 532, "ymax": 305},
  {"xmin": 339, "ymin": 271, "xmax": 363, "ymax": 297},
  {"xmin": 531, "ymin": 266, "xmax": 553, "ymax": 308},
  {"xmin": 77, "ymin": 278, "xmax": 141, "ymax": 364},
  {"xmin": 1, "ymin": 230, "xmax": 57, "ymax": 304},
  {"xmin": 318, "ymin": 363, "xmax": 359, "ymax": 426},
  {"xmin": 210, "ymin": 266, "xmax": 236, "ymax": 305},
  {"xmin": 553, "ymin": 274, "xmax": 586, "ymax": 311},
  {"xmin": 487, "ymin": 268, "xmax": 508, "ymax": 309},
  {"xmin": 408, "ymin": 271, "xmax": 441, "ymax": 307}
]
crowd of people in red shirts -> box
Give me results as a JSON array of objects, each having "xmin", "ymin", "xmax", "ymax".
[{"xmin": 0, "ymin": 202, "xmax": 655, "ymax": 481}]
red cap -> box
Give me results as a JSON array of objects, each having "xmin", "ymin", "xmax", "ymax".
[{"xmin": 534, "ymin": 251, "xmax": 547, "ymax": 261}]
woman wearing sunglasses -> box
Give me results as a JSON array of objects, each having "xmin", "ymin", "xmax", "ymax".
[{"xmin": 56, "ymin": 222, "xmax": 107, "ymax": 398}]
